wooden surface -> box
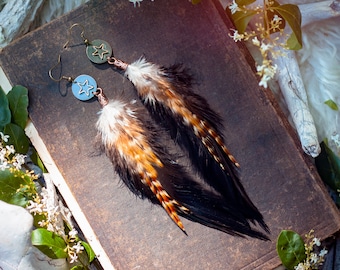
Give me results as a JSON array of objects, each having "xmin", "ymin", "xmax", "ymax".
[{"xmin": 1, "ymin": 0, "xmax": 340, "ymax": 269}]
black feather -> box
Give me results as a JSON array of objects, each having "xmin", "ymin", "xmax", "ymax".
[
  {"xmin": 97, "ymin": 98, "xmax": 269, "ymax": 239},
  {"xmin": 135, "ymin": 63, "xmax": 269, "ymax": 233}
]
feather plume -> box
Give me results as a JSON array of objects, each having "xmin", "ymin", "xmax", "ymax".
[
  {"xmin": 95, "ymin": 90, "xmax": 187, "ymax": 232},
  {"xmin": 95, "ymin": 89, "xmax": 269, "ymax": 240},
  {"xmin": 120, "ymin": 57, "xmax": 269, "ymax": 234}
]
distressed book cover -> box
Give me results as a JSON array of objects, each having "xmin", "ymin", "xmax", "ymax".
[{"xmin": 0, "ymin": 0, "xmax": 339, "ymax": 269}]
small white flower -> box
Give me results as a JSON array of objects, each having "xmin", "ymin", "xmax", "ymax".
[
  {"xmin": 13, "ymin": 154, "xmax": 26, "ymax": 170},
  {"xmin": 12, "ymin": 162, "xmax": 20, "ymax": 170},
  {"xmin": 260, "ymin": 42, "xmax": 273, "ymax": 54},
  {"xmin": 310, "ymin": 252, "xmax": 318, "ymax": 264},
  {"xmin": 229, "ymin": 29, "xmax": 244, "ymax": 42},
  {"xmin": 0, "ymin": 148, "xmax": 6, "ymax": 162},
  {"xmin": 267, "ymin": 64, "xmax": 277, "ymax": 77},
  {"xmin": 0, "ymin": 132, "xmax": 9, "ymax": 142},
  {"xmin": 69, "ymin": 252, "xmax": 78, "ymax": 264},
  {"xmin": 129, "ymin": 0, "xmax": 142, "ymax": 7},
  {"xmin": 294, "ymin": 263, "xmax": 305, "ymax": 270},
  {"xmin": 15, "ymin": 154, "xmax": 26, "ymax": 165},
  {"xmin": 257, "ymin": 64, "xmax": 277, "ymax": 88},
  {"xmin": 319, "ymin": 248, "xmax": 328, "ymax": 257},
  {"xmin": 252, "ymin": 37, "xmax": 260, "ymax": 47},
  {"xmin": 312, "ymin": 237, "xmax": 321, "ymax": 246},
  {"xmin": 229, "ymin": 0, "xmax": 240, "ymax": 14},
  {"xmin": 68, "ymin": 228, "xmax": 78, "ymax": 239},
  {"xmin": 73, "ymin": 241, "xmax": 84, "ymax": 254},
  {"xmin": 0, "ymin": 161, "xmax": 8, "ymax": 171},
  {"xmin": 6, "ymin": 145, "xmax": 15, "ymax": 154},
  {"xmin": 38, "ymin": 220, "xmax": 47, "ymax": 227},
  {"xmin": 272, "ymin": 14, "xmax": 282, "ymax": 24},
  {"xmin": 258, "ymin": 75, "xmax": 270, "ymax": 88},
  {"xmin": 26, "ymin": 200, "xmax": 45, "ymax": 214},
  {"xmin": 256, "ymin": 64, "xmax": 265, "ymax": 73}
]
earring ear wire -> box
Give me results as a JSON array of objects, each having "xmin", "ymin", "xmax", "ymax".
[
  {"xmin": 48, "ymin": 54, "xmax": 74, "ymax": 82},
  {"xmin": 63, "ymin": 23, "xmax": 90, "ymax": 49}
]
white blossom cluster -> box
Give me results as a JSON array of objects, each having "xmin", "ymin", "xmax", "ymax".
[
  {"xmin": 294, "ymin": 231, "xmax": 328, "ymax": 270},
  {"xmin": 228, "ymin": 1, "xmax": 287, "ymax": 88},
  {"xmin": 1, "ymin": 131, "xmax": 84, "ymax": 264},
  {"xmin": 68, "ymin": 228, "xmax": 85, "ymax": 263},
  {"xmin": 27, "ymin": 186, "xmax": 84, "ymax": 263},
  {"xmin": 0, "ymin": 132, "xmax": 27, "ymax": 171}
]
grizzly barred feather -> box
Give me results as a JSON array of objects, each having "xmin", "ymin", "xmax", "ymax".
[
  {"xmin": 123, "ymin": 58, "xmax": 269, "ymax": 234},
  {"xmin": 95, "ymin": 89, "xmax": 269, "ymax": 240}
]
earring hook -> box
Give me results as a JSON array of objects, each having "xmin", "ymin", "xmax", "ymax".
[
  {"xmin": 63, "ymin": 23, "xmax": 90, "ymax": 49},
  {"xmin": 48, "ymin": 54, "xmax": 74, "ymax": 82}
]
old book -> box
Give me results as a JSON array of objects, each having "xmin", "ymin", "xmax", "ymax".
[{"xmin": 1, "ymin": 0, "xmax": 339, "ymax": 269}]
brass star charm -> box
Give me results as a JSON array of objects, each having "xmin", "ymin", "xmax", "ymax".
[
  {"xmin": 92, "ymin": 43, "xmax": 109, "ymax": 60},
  {"xmin": 77, "ymin": 79, "xmax": 94, "ymax": 97}
]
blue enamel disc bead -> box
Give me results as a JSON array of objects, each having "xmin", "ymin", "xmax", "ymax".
[{"xmin": 72, "ymin": 74, "xmax": 97, "ymax": 101}]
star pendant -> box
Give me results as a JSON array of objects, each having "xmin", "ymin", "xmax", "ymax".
[
  {"xmin": 92, "ymin": 43, "xmax": 109, "ymax": 60},
  {"xmin": 77, "ymin": 79, "xmax": 95, "ymax": 97}
]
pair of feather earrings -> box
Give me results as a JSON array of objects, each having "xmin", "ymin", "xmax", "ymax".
[{"xmin": 54, "ymin": 24, "xmax": 270, "ymax": 240}]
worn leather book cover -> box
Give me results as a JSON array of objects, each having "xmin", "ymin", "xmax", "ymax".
[{"xmin": 1, "ymin": 0, "xmax": 339, "ymax": 269}]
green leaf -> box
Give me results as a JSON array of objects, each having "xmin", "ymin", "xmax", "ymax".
[
  {"xmin": 3, "ymin": 123, "xmax": 30, "ymax": 154},
  {"xmin": 272, "ymin": 4, "xmax": 302, "ymax": 50},
  {"xmin": 324, "ymin": 99, "xmax": 338, "ymax": 111},
  {"xmin": 71, "ymin": 266, "xmax": 85, "ymax": 270},
  {"xmin": 230, "ymin": 9, "xmax": 257, "ymax": 33},
  {"xmin": 7, "ymin": 85, "xmax": 29, "ymax": 129},
  {"xmin": 227, "ymin": 0, "xmax": 259, "ymax": 34},
  {"xmin": 286, "ymin": 31, "xmax": 302, "ymax": 51},
  {"xmin": 31, "ymin": 228, "xmax": 68, "ymax": 259},
  {"xmin": 276, "ymin": 230, "xmax": 306, "ymax": 270},
  {"xmin": 236, "ymin": 0, "xmax": 256, "ymax": 6},
  {"xmin": 315, "ymin": 141, "xmax": 340, "ymax": 193},
  {"xmin": 30, "ymin": 148, "xmax": 48, "ymax": 173},
  {"xmin": 0, "ymin": 86, "xmax": 11, "ymax": 129},
  {"xmin": 81, "ymin": 241, "xmax": 96, "ymax": 263},
  {"xmin": 0, "ymin": 169, "xmax": 35, "ymax": 207}
]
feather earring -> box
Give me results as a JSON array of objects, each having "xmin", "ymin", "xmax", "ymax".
[
  {"xmin": 48, "ymin": 62, "xmax": 185, "ymax": 232},
  {"xmin": 95, "ymin": 89, "xmax": 270, "ymax": 240},
  {"xmin": 62, "ymin": 24, "xmax": 270, "ymax": 238},
  {"xmin": 109, "ymin": 56, "xmax": 269, "ymax": 233},
  {"xmin": 48, "ymin": 56, "xmax": 269, "ymax": 240}
]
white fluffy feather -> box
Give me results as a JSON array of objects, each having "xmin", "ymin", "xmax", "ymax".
[
  {"xmin": 96, "ymin": 99, "xmax": 134, "ymax": 145},
  {"xmin": 296, "ymin": 17, "xmax": 340, "ymax": 154},
  {"xmin": 125, "ymin": 57, "xmax": 159, "ymax": 85},
  {"xmin": 125, "ymin": 57, "xmax": 164, "ymax": 105}
]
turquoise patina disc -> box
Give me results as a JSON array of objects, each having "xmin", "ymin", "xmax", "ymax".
[
  {"xmin": 72, "ymin": 74, "xmax": 97, "ymax": 101},
  {"xmin": 86, "ymin": 39, "xmax": 112, "ymax": 64}
]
